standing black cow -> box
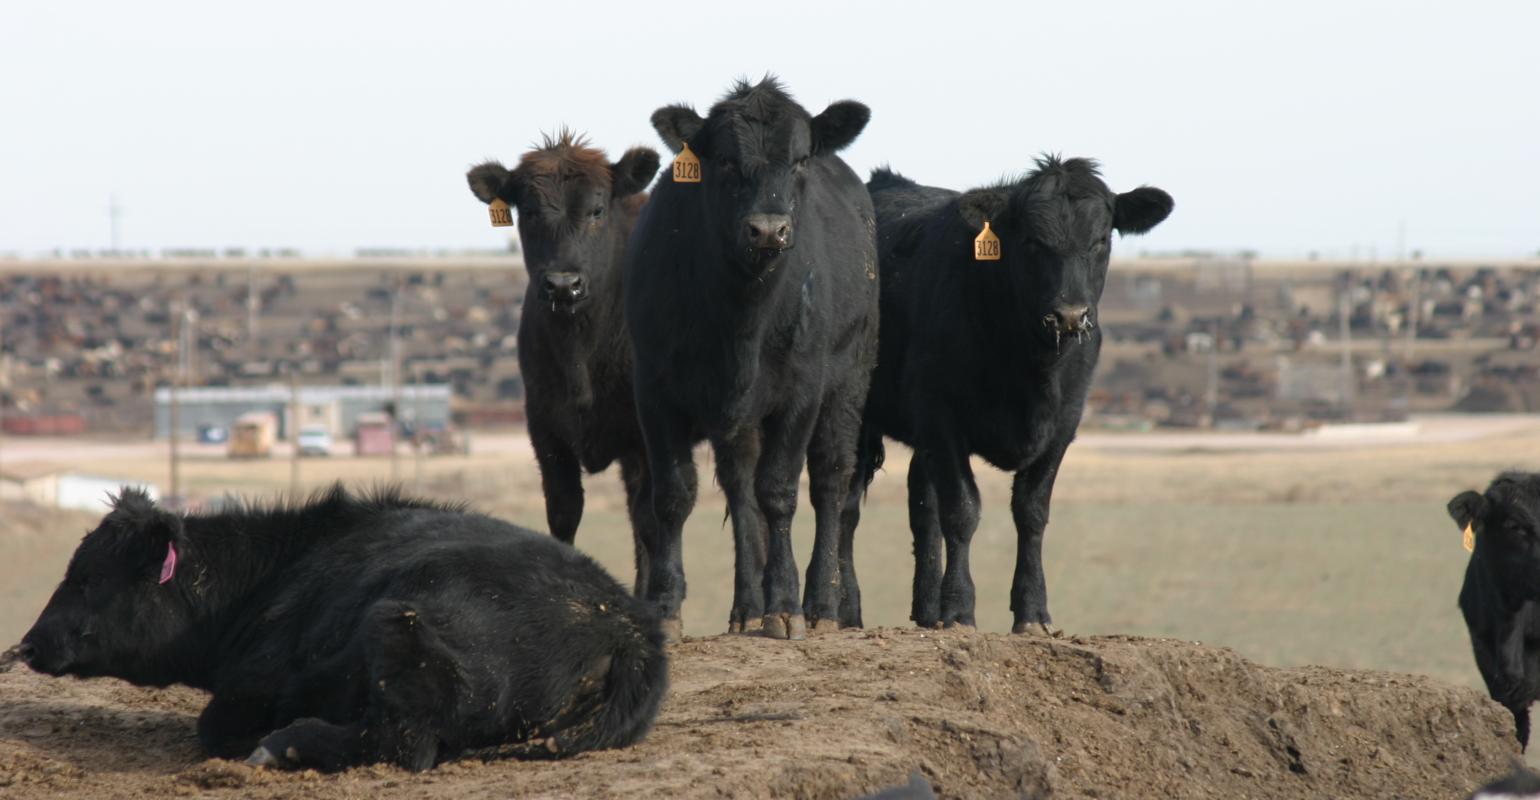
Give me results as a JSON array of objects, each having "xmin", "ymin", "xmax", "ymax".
[
  {"xmin": 17, "ymin": 485, "xmax": 668, "ymax": 771},
  {"xmin": 466, "ymin": 132, "xmax": 661, "ymax": 591},
  {"xmin": 626, "ymin": 77, "xmax": 879, "ymax": 640},
  {"xmin": 1450, "ymin": 471, "xmax": 1540, "ymax": 749},
  {"xmin": 844, "ymin": 159, "xmax": 1172, "ymax": 632}
]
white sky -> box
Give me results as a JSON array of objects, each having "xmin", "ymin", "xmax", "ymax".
[{"xmin": 2, "ymin": 0, "xmax": 1536, "ymax": 259}]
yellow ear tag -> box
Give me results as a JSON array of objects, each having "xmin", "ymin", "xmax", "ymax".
[
  {"xmin": 974, "ymin": 221, "xmax": 1001, "ymax": 261},
  {"xmin": 672, "ymin": 143, "xmax": 701, "ymax": 184},
  {"xmin": 488, "ymin": 198, "xmax": 514, "ymax": 228},
  {"xmin": 1463, "ymin": 522, "xmax": 1475, "ymax": 553}
]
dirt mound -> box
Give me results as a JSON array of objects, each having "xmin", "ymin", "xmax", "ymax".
[{"xmin": 0, "ymin": 629, "xmax": 1515, "ymax": 799}]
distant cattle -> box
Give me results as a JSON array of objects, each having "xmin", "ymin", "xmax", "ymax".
[
  {"xmin": 1450, "ymin": 471, "xmax": 1540, "ymax": 749},
  {"xmin": 466, "ymin": 132, "xmax": 662, "ymax": 591},
  {"xmin": 845, "ymin": 160, "xmax": 1172, "ymax": 631},
  {"xmin": 18, "ymin": 486, "xmax": 667, "ymax": 771},
  {"xmin": 626, "ymin": 77, "xmax": 879, "ymax": 639}
]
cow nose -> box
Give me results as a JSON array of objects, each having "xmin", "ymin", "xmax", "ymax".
[
  {"xmin": 1044, "ymin": 304, "xmax": 1093, "ymax": 333},
  {"xmin": 745, "ymin": 214, "xmax": 792, "ymax": 250},
  {"xmin": 542, "ymin": 272, "xmax": 586, "ymax": 303}
]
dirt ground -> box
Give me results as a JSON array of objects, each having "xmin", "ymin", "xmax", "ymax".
[
  {"xmin": 2, "ymin": 415, "xmax": 1539, "ymax": 797},
  {"xmin": 0, "ymin": 629, "xmax": 1517, "ymax": 800}
]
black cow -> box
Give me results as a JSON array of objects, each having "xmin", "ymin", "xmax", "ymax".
[
  {"xmin": 626, "ymin": 77, "xmax": 879, "ymax": 640},
  {"xmin": 466, "ymin": 132, "xmax": 661, "ymax": 592},
  {"xmin": 844, "ymin": 159, "xmax": 1172, "ymax": 631},
  {"xmin": 17, "ymin": 486, "xmax": 668, "ymax": 771},
  {"xmin": 1450, "ymin": 471, "xmax": 1540, "ymax": 749}
]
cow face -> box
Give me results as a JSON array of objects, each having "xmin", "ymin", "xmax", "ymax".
[
  {"xmin": 20, "ymin": 489, "xmax": 193, "ymax": 684},
  {"xmin": 652, "ymin": 78, "xmax": 869, "ymax": 273},
  {"xmin": 1451, "ymin": 473, "xmax": 1540, "ymax": 599},
  {"xmin": 955, "ymin": 158, "xmax": 1172, "ymax": 350},
  {"xmin": 468, "ymin": 134, "xmax": 659, "ymax": 315}
]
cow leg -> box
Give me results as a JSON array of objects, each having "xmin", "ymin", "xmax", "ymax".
[
  {"xmin": 836, "ymin": 424, "xmax": 883, "ymax": 629},
  {"xmin": 246, "ymin": 717, "xmax": 368, "ymax": 772},
  {"xmin": 757, "ymin": 409, "xmax": 818, "ymax": 640},
  {"xmin": 1516, "ymin": 704, "xmax": 1532, "ymax": 751},
  {"xmin": 803, "ymin": 397, "xmax": 862, "ymax": 632},
  {"xmin": 907, "ymin": 456, "xmax": 944, "ymax": 628},
  {"xmin": 198, "ymin": 683, "xmax": 282, "ymax": 759},
  {"xmin": 926, "ymin": 447, "xmax": 981, "ymax": 629},
  {"xmin": 619, "ymin": 453, "xmax": 653, "ymax": 597},
  {"xmin": 1009, "ymin": 442, "xmax": 1071, "ymax": 634},
  {"xmin": 533, "ymin": 434, "xmax": 584, "ymax": 546},
  {"xmin": 715, "ymin": 430, "xmax": 768, "ymax": 633},
  {"xmin": 638, "ymin": 404, "xmax": 698, "ymax": 642}
]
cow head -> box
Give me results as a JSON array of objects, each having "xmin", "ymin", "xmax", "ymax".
[
  {"xmin": 651, "ymin": 77, "xmax": 869, "ymax": 274},
  {"xmin": 955, "ymin": 157, "xmax": 1172, "ymax": 351},
  {"xmin": 20, "ymin": 488, "xmax": 195, "ymax": 685},
  {"xmin": 1450, "ymin": 473, "xmax": 1540, "ymax": 599},
  {"xmin": 468, "ymin": 132, "xmax": 659, "ymax": 315}
]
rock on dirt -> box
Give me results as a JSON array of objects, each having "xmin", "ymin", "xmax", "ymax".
[{"xmin": 0, "ymin": 629, "xmax": 1517, "ymax": 799}]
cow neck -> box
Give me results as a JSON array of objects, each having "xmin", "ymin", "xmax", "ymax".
[{"xmin": 168, "ymin": 504, "xmax": 340, "ymax": 682}]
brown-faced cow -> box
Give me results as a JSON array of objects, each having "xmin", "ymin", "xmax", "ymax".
[{"xmin": 466, "ymin": 132, "xmax": 661, "ymax": 590}]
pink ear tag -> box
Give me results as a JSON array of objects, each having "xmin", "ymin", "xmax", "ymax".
[{"xmin": 159, "ymin": 542, "xmax": 178, "ymax": 585}]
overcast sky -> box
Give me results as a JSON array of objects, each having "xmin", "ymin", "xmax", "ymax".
[{"xmin": 2, "ymin": 1, "xmax": 1536, "ymax": 259}]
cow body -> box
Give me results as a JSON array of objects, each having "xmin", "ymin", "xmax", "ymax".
[
  {"xmin": 846, "ymin": 162, "xmax": 1171, "ymax": 631},
  {"xmin": 1450, "ymin": 472, "xmax": 1540, "ymax": 749},
  {"xmin": 19, "ymin": 486, "xmax": 668, "ymax": 771},
  {"xmin": 466, "ymin": 133, "xmax": 661, "ymax": 591},
  {"xmin": 627, "ymin": 77, "xmax": 879, "ymax": 638}
]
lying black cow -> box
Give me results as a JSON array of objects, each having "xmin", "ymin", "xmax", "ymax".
[
  {"xmin": 17, "ymin": 485, "xmax": 668, "ymax": 771},
  {"xmin": 627, "ymin": 76, "xmax": 879, "ymax": 639},
  {"xmin": 845, "ymin": 160, "xmax": 1172, "ymax": 631},
  {"xmin": 1450, "ymin": 471, "xmax": 1540, "ymax": 749},
  {"xmin": 466, "ymin": 132, "xmax": 662, "ymax": 592}
]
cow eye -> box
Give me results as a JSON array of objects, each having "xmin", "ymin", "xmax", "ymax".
[{"xmin": 590, "ymin": 206, "xmax": 605, "ymax": 220}]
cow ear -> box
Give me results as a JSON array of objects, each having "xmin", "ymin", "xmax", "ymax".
[
  {"xmin": 651, "ymin": 105, "xmax": 703, "ymax": 155},
  {"xmin": 1114, "ymin": 186, "xmax": 1173, "ymax": 235},
  {"xmin": 108, "ymin": 487, "xmax": 185, "ymax": 544},
  {"xmin": 610, "ymin": 147, "xmax": 661, "ymax": 198},
  {"xmin": 1448, "ymin": 490, "xmax": 1486, "ymax": 529},
  {"xmin": 956, "ymin": 188, "xmax": 1010, "ymax": 233},
  {"xmin": 466, "ymin": 161, "xmax": 520, "ymax": 206},
  {"xmin": 810, "ymin": 100, "xmax": 870, "ymax": 155}
]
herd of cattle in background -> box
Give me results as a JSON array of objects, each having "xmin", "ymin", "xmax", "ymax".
[{"xmin": 6, "ymin": 75, "xmax": 1540, "ymax": 783}]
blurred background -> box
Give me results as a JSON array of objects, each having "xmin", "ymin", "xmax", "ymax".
[{"xmin": 2, "ymin": 0, "xmax": 1537, "ymax": 716}]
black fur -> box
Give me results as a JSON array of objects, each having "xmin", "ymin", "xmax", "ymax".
[
  {"xmin": 1451, "ymin": 472, "xmax": 1540, "ymax": 750},
  {"xmin": 465, "ymin": 133, "xmax": 660, "ymax": 592},
  {"xmin": 20, "ymin": 485, "xmax": 668, "ymax": 771},
  {"xmin": 626, "ymin": 76, "xmax": 879, "ymax": 638},
  {"xmin": 845, "ymin": 159, "xmax": 1172, "ymax": 631}
]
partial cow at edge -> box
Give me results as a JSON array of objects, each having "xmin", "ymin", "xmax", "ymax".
[
  {"xmin": 17, "ymin": 485, "xmax": 668, "ymax": 771},
  {"xmin": 845, "ymin": 157, "xmax": 1172, "ymax": 633},
  {"xmin": 466, "ymin": 132, "xmax": 662, "ymax": 593},
  {"xmin": 1451, "ymin": 471, "xmax": 1540, "ymax": 750}
]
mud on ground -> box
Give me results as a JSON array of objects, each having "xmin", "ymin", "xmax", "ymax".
[{"xmin": 0, "ymin": 629, "xmax": 1516, "ymax": 799}]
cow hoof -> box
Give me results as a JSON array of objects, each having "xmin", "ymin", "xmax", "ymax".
[
  {"xmin": 727, "ymin": 616, "xmax": 765, "ymax": 634},
  {"xmin": 942, "ymin": 621, "xmax": 977, "ymax": 632},
  {"xmin": 811, "ymin": 618, "xmax": 841, "ymax": 634},
  {"xmin": 246, "ymin": 746, "xmax": 279, "ymax": 768},
  {"xmin": 1011, "ymin": 622, "xmax": 1062, "ymax": 637},
  {"xmin": 761, "ymin": 613, "xmax": 807, "ymax": 640},
  {"xmin": 660, "ymin": 617, "xmax": 683, "ymax": 644}
]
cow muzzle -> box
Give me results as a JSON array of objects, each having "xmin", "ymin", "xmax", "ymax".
[
  {"xmin": 541, "ymin": 272, "xmax": 587, "ymax": 312},
  {"xmin": 1042, "ymin": 304, "xmax": 1096, "ymax": 350},
  {"xmin": 744, "ymin": 214, "xmax": 793, "ymax": 252}
]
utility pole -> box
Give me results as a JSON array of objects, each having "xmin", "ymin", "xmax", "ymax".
[
  {"xmin": 289, "ymin": 368, "xmax": 301, "ymax": 497},
  {"xmin": 388, "ymin": 272, "xmax": 403, "ymax": 482},
  {"xmin": 169, "ymin": 301, "xmax": 183, "ymax": 508},
  {"xmin": 1338, "ymin": 288, "xmax": 1355, "ymax": 418},
  {"xmin": 247, "ymin": 262, "xmax": 260, "ymax": 360}
]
